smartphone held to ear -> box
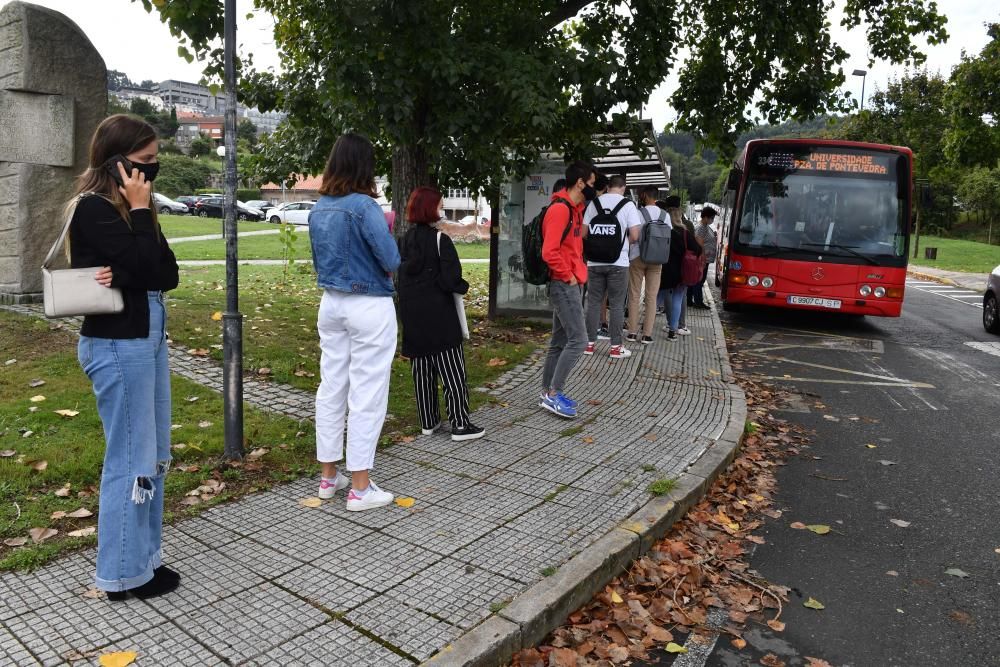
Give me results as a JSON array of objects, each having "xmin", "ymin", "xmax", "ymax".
[{"xmin": 104, "ymin": 155, "xmax": 133, "ymax": 187}]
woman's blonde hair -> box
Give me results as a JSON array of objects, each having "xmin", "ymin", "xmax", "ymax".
[{"xmin": 64, "ymin": 114, "xmax": 160, "ymax": 256}]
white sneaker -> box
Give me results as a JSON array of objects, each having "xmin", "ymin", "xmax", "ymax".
[
  {"xmin": 318, "ymin": 473, "xmax": 350, "ymax": 500},
  {"xmin": 676, "ymin": 327, "xmax": 692, "ymax": 336},
  {"xmin": 346, "ymin": 481, "xmax": 394, "ymax": 511},
  {"xmin": 609, "ymin": 345, "xmax": 632, "ymax": 359},
  {"xmin": 421, "ymin": 421, "xmax": 442, "ymax": 436}
]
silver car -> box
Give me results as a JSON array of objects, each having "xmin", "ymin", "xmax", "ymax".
[{"xmin": 985, "ymin": 264, "xmax": 1000, "ymax": 334}]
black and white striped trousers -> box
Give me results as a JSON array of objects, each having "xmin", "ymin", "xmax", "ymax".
[{"xmin": 411, "ymin": 344, "xmax": 471, "ymax": 430}]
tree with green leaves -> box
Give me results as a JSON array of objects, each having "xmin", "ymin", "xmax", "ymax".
[
  {"xmin": 189, "ymin": 133, "xmax": 215, "ymax": 158},
  {"xmin": 957, "ymin": 167, "xmax": 1000, "ymax": 243},
  {"xmin": 135, "ymin": 0, "xmax": 947, "ymax": 236},
  {"xmin": 945, "ymin": 23, "xmax": 1000, "ymax": 168},
  {"xmin": 155, "ymin": 153, "xmax": 217, "ymax": 197},
  {"xmin": 237, "ymin": 118, "xmax": 258, "ymax": 145}
]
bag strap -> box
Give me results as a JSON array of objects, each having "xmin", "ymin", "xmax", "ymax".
[
  {"xmin": 639, "ymin": 206, "xmax": 652, "ymax": 224},
  {"xmin": 42, "ymin": 195, "xmax": 86, "ymax": 270},
  {"xmin": 610, "ymin": 198, "xmax": 630, "ymax": 218}
]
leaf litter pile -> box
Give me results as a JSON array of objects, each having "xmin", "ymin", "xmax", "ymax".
[{"xmin": 513, "ymin": 377, "xmax": 829, "ymax": 667}]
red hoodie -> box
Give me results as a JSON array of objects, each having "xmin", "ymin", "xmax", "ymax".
[{"xmin": 541, "ymin": 189, "xmax": 587, "ymax": 284}]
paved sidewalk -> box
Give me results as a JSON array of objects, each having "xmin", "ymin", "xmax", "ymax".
[
  {"xmin": 168, "ymin": 229, "xmax": 284, "ymax": 244},
  {"xmin": 0, "ymin": 294, "xmax": 743, "ymax": 666},
  {"xmin": 907, "ymin": 265, "xmax": 989, "ymax": 292}
]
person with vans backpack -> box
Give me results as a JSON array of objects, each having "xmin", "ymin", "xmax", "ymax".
[
  {"xmin": 626, "ymin": 186, "xmax": 669, "ymax": 344},
  {"xmin": 582, "ymin": 174, "xmax": 641, "ymax": 358},
  {"xmin": 539, "ymin": 161, "xmax": 595, "ymax": 419}
]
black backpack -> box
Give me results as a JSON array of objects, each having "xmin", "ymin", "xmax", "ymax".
[
  {"xmin": 583, "ymin": 197, "xmax": 629, "ymax": 263},
  {"xmin": 521, "ymin": 200, "xmax": 573, "ymax": 285}
]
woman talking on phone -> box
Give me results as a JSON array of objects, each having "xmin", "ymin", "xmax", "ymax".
[{"xmin": 70, "ymin": 114, "xmax": 179, "ymax": 600}]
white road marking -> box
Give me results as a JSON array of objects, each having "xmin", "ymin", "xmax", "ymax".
[
  {"xmin": 907, "ymin": 284, "xmax": 983, "ymax": 308},
  {"xmin": 966, "ymin": 341, "xmax": 1000, "ymax": 359}
]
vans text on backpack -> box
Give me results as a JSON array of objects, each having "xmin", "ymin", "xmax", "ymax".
[
  {"xmin": 521, "ymin": 200, "xmax": 573, "ymax": 285},
  {"xmin": 638, "ymin": 206, "xmax": 672, "ymax": 265},
  {"xmin": 582, "ymin": 198, "xmax": 630, "ymax": 264}
]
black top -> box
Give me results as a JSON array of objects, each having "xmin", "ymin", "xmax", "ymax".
[
  {"xmin": 660, "ymin": 226, "xmax": 703, "ymax": 289},
  {"xmin": 396, "ymin": 225, "xmax": 469, "ymax": 358},
  {"xmin": 69, "ymin": 195, "xmax": 179, "ymax": 339}
]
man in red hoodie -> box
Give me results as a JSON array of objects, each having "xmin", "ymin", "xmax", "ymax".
[{"xmin": 539, "ymin": 161, "xmax": 596, "ymax": 419}]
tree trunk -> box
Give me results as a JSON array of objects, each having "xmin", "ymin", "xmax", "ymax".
[{"xmin": 390, "ymin": 143, "xmax": 431, "ymax": 242}]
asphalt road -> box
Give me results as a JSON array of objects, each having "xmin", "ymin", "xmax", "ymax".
[{"xmin": 648, "ymin": 279, "xmax": 1000, "ymax": 667}]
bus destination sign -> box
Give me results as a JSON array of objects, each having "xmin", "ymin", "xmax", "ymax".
[{"xmin": 757, "ymin": 151, "xmax": 891, "ymax": 176}]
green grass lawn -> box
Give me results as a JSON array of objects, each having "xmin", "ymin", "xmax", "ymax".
[
  {"xmin": 160, "ymin": 214, "xmax": 274, "ymax": 240},
  {"xmin": 910, "ymin": 235, "xmax": 1000, "ymax": 274},
  {"xmin": 1, "ymin": 263, "xmax": 542, "ymax": 570},
  {"xmin": 169, "ymin": 227, "xmax": 490, "ymax": 261}
]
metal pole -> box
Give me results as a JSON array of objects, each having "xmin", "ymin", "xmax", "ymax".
[
  {"xmin": 860, "ymin": 74, "xmax": 866, "ymax": 111},
  {"xmin": 222, "ymin": 0, "xmax": 244, "ymax": 460}
]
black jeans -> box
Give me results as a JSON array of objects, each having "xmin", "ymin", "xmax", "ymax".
[{"xmin": 688, "ymin": 263, "xmax": 710, "ymax": 305}]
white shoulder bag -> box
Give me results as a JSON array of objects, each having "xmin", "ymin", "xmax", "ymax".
[
  {"xmin": 436, "ymin": 231, "xmax": 470, "ymax": 340},
  {"xmin": 42, "ymin": 196, "xmax": 124, "ymax": 318}
]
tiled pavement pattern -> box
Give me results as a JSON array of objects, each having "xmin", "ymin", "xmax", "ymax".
[{"xmin": 1, "ymin": 297, "xmax": 738, "ymax": 665}]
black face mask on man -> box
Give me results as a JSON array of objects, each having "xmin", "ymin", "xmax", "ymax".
[{"xmin": 583, "ymin": 185, "xmax": 597, "ymax": 201}]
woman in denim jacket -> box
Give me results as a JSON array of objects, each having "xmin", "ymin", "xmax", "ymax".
[{"xmin": 309, "ymin": 133, "xmax": 401, "ymax": 511}]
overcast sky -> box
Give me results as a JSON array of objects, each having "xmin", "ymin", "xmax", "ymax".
[{"xmin": 3, "ymin": 0, "xmax": 996, "ymax": 132}]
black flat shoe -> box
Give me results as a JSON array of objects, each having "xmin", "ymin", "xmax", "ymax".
[{"xmin": 105, "ymin": 566, "xmax": 181, "ymax": 601}]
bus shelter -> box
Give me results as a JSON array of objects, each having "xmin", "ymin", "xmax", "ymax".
[{"xmin": 488, "ymin": 120, "xmax": 670, "ymax": 318}]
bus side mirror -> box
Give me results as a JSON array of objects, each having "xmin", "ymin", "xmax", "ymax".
[{"xmin": 726, "ymin": 169, "xmax": 741, "ymax": 191}]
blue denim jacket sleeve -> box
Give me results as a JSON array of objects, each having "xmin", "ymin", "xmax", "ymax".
[{"xmin": 359, "ymin": 198, "xmax": 401, "ymax": 273}]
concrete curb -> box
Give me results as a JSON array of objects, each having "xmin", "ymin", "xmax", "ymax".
[
  {"xmin": 421, "ymin": 292, "xmax": 747, "ymax": 667},
  {"xmin": 907, "ymin": 268, "xmax": 956, "ymax": 287}
]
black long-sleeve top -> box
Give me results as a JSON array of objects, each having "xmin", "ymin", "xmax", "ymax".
[
  {"xmin": 396, "ymin": 225, "xmax": 469, "ymax": 358},
  {"xmin": 69, "ymin": 195, "xmax": 179, "ymax": 339}
]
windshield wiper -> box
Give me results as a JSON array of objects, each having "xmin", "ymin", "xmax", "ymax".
[
  {"xmin": 755, "ymin": 245, "xmax": 802, "ymax": 258},
  {"xmin": 799, "ymin": 243, "xmax": 879, "ymax": 265}
]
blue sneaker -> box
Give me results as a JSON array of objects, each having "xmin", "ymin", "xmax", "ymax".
[
  {"xmin": 539, "ymin": 393, "xmax": 577, "ymax": 418},
  {"xmin": 556, "ymin": 393, "xmax": 578, "ymax": 409}
]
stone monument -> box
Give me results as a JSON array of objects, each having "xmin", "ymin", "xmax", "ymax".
[{"xmin": 0, "ymin": 1, "xmax": 106, "ymax": 304}]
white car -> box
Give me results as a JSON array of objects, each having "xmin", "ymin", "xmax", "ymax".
[
  {"xmin": 268, "ymin": 201, "xmax": 315, "ymax": 225},
  {"xmin": 153, "ymin": 192, "xmax": 190, "ymax": 215}
]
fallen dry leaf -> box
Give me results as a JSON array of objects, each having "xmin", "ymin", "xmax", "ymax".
[
  {"xmin": 99, "ymin": 651, "xmax": 138, "ymax": 667},
  {"xmin": 944, "ymin": 568, "xmax": 970, "ymax": 579},
  {"xmin": 761, "ymin": 654, "xmax": 786, "ymax": 667},
  {"xmin": 54, "ymin": 485, "xmax": 71, "ymax": 497},
  {"xmin": 29, "ymin": 379, "xmax": 46, "ymax": 387},
  {"xmin": 803, "ymin": 597, "xmax": 825, "ymax": 610},
  {"xmin": 732, "ymin": 638, "xmax": 747, "ymax": 649},
  {"xmin": 299, "ymin": 497, "xmax": 323, "ymax": 508},
  {"xmin": 804, "ymin": 658, "xmax": 834, "ymax": 667},
  {"xmin": 257, "ymin": 367, "xmax": 272, "ymax": 376},
  {"xmin": 890, "ymin": 519, "xmax": 911, "ymax": 528},
  {"xmin": 211, "ymin": 311, "xmax": 223, "ymax": 321},
  {"xmin": 247, "ymin": 448, "xmax": 268, "ymax": 460},
  {"xmin": 29, "ymin": 527, "xmax": 58, "ymax": 543},
  {"xmin": 68, "ymin": 527, "xmax": 97, "ymax": 538},
  {"xmin": 789, "ymin": 521, "xmax": 806, "ymax": 530},
  {"xmin": 877, "ymin": 460, "xmax": 898, "ymax": 466},
  {"xmin": 487, "ymin": 357, "xmax": 507, "ymax": 367},
  {"xmin": 948, "ymin": 610, "xmax": 973, "ymax": 625},
  {"xmin": 610, "ymin": 590, "xmax": 624, "ymax": 604},
  {"xmin": 198, "ymin": 420, "xmax": 212, "ymax": 428},
  {"xmin": 865, "ymin": 444, "xmax": 877, "ymax": 449},
  {"xmin": 29, "ymin": 395, "xmax": 46, "ymax": 402},
  {"xmin": 30, "ymin": 460, "xmax": 48, "ymax": 472},
  {"xmin": 394, "ymin": 497, "xmax": 415, "ymax": 508},
  {"xmin": 50, "ymin": 511, "xmax": 67, "ymax": 520},
  {"xmin": 767, "ymin": 619, "xmax": 786, "ymax": 632},
  {"xmin": 188, "ymin": 348, "xmax": 210, "ymax": 357},
  {"xmin": 54, "ymin": 409, "xmax": 80, "ymax": 418},
  {"xmin": 548, "ymin": 647, "xmax": 578, "ymax": 667},
  {"xmin": 806, "ymin": 524, "xmax": 831, "ymax": 535},
  {"xmin": 0, "ymin": 450, "xmax": 15, "ymax": 458},
  {"xmin": 664, "ymin": 642, "xmax": 687, "ymax": 654},
  {"xmin": 67, "ymin": 508, "xmax": 93, "ymax": 519},
  {"xmin": 3, "ymin": 537, "xmax": 28, "ymax": 547}
]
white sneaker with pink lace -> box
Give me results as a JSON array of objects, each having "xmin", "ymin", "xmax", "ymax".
[
  {"xmin": 346, "ymin": 481, "xmax": 394, "ymax": 511},
  {"xmin": 317, "ymin": 473, "xmax": 350, "ymax": 500}
]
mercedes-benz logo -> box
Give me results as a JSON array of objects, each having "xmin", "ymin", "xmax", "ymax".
[{"xmin": 811, "ymin": 267, "xmax": 825, "ymax": 281}]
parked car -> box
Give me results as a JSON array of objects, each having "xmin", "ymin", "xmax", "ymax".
[
  {"xmin": 984, "ymin": 264, "xmax": 1000, "ymax": 334},
  {"xmin": 152, "ymin": 192, "xmax": 190, "ymax": 215},
  {"xmin": 245, "ymin": 200, "xmax": 276, "ymax": 214},
  {"xmin": 193, "ymin": 196, "xmax": 266, "ymax": 221},
  {"xmin": 174, "ymin": 195, "xmax": 202, "ymax": 213},
  {"xmin": 268, "ymin": 201, "xmax": 315, "ymax": 225}
]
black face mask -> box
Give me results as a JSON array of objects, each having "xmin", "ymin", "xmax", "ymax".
[
  {"xmin": 583, "ymin": 185, "xmax": 597, "ymax": 201},
  {"xmin": 132, "ymin": 161, "xmax": 160, "ymax": 183}
]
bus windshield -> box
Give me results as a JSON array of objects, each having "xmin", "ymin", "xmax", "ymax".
[{"xmin": 736, "ymin": 147, "xmax": 908, "ymax": 262}]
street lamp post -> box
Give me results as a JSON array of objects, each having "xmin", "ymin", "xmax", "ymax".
[
  {"xmin": 221, "ymin": 0, "xmax": 244, "ymax": 460},
  {"xmin": 852, "ymin": 69, "xmax": 868, "ymax": 111}
]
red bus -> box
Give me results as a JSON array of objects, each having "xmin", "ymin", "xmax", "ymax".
[{"xmin": 716, "ymin": 139, "xmax": 913, "ymax": 317}]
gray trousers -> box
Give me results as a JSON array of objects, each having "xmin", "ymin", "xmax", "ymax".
[
  {"xmin": 542, "ymin": 280, "xmax": 587, "ymax": 394},
  {"xmin": 585, "ymin": 264, "xmax": 628, "ymax": 345}
]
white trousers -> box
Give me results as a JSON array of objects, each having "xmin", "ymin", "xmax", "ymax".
[{"xmin": 315, "ymin": 290, "xmax": 397, "ymax": 471}]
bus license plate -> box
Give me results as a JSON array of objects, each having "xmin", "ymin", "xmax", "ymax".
[{"xmin": 787, "ymin": 296, "xmax": 842, "ymax": 309}]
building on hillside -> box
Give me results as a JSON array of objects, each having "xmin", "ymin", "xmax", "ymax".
[
  {"xmin": 112, "ymin": 86, "xmax": 164, "ymax": 111},
  {"xmin": 238, "ymin": 107, "xmax": 285, "ymax": 135},
  {"xmin": 175, "ymin": 113, "xmax": 224, "ymax": 151},
  {"xmin": 155, "ymin": 79, "xmax": 226, "ymax": 113}
]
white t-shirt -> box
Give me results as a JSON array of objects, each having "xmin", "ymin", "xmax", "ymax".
[{"xmin": 583, "ymin": 193, "xmax": 642, "ymax": 268}]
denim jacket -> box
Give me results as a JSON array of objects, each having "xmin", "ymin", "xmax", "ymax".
[{"xmin": 309, "ymin": 193, "xmax": 401, "ymax": 296}]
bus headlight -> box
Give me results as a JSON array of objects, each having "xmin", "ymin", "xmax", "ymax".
[
  {"xmin": 747, "ymin": 276, "xmax": 760, "ymax": 287},
  {"xmin": 874, "ymin": 286, "xmax": 886, "ymax": 298},
  {"xmin": 859, "ymin": 285, "xmax": 872, "ymax": 297},
  {"xmin": 761, "ymin": 277, "xmax": 774, "ymax": 288}
]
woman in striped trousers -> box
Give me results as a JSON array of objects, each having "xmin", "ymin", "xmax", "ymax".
[{"xmin": 397, "ymin": 187, "xmax": 486, "ymax": 442}]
